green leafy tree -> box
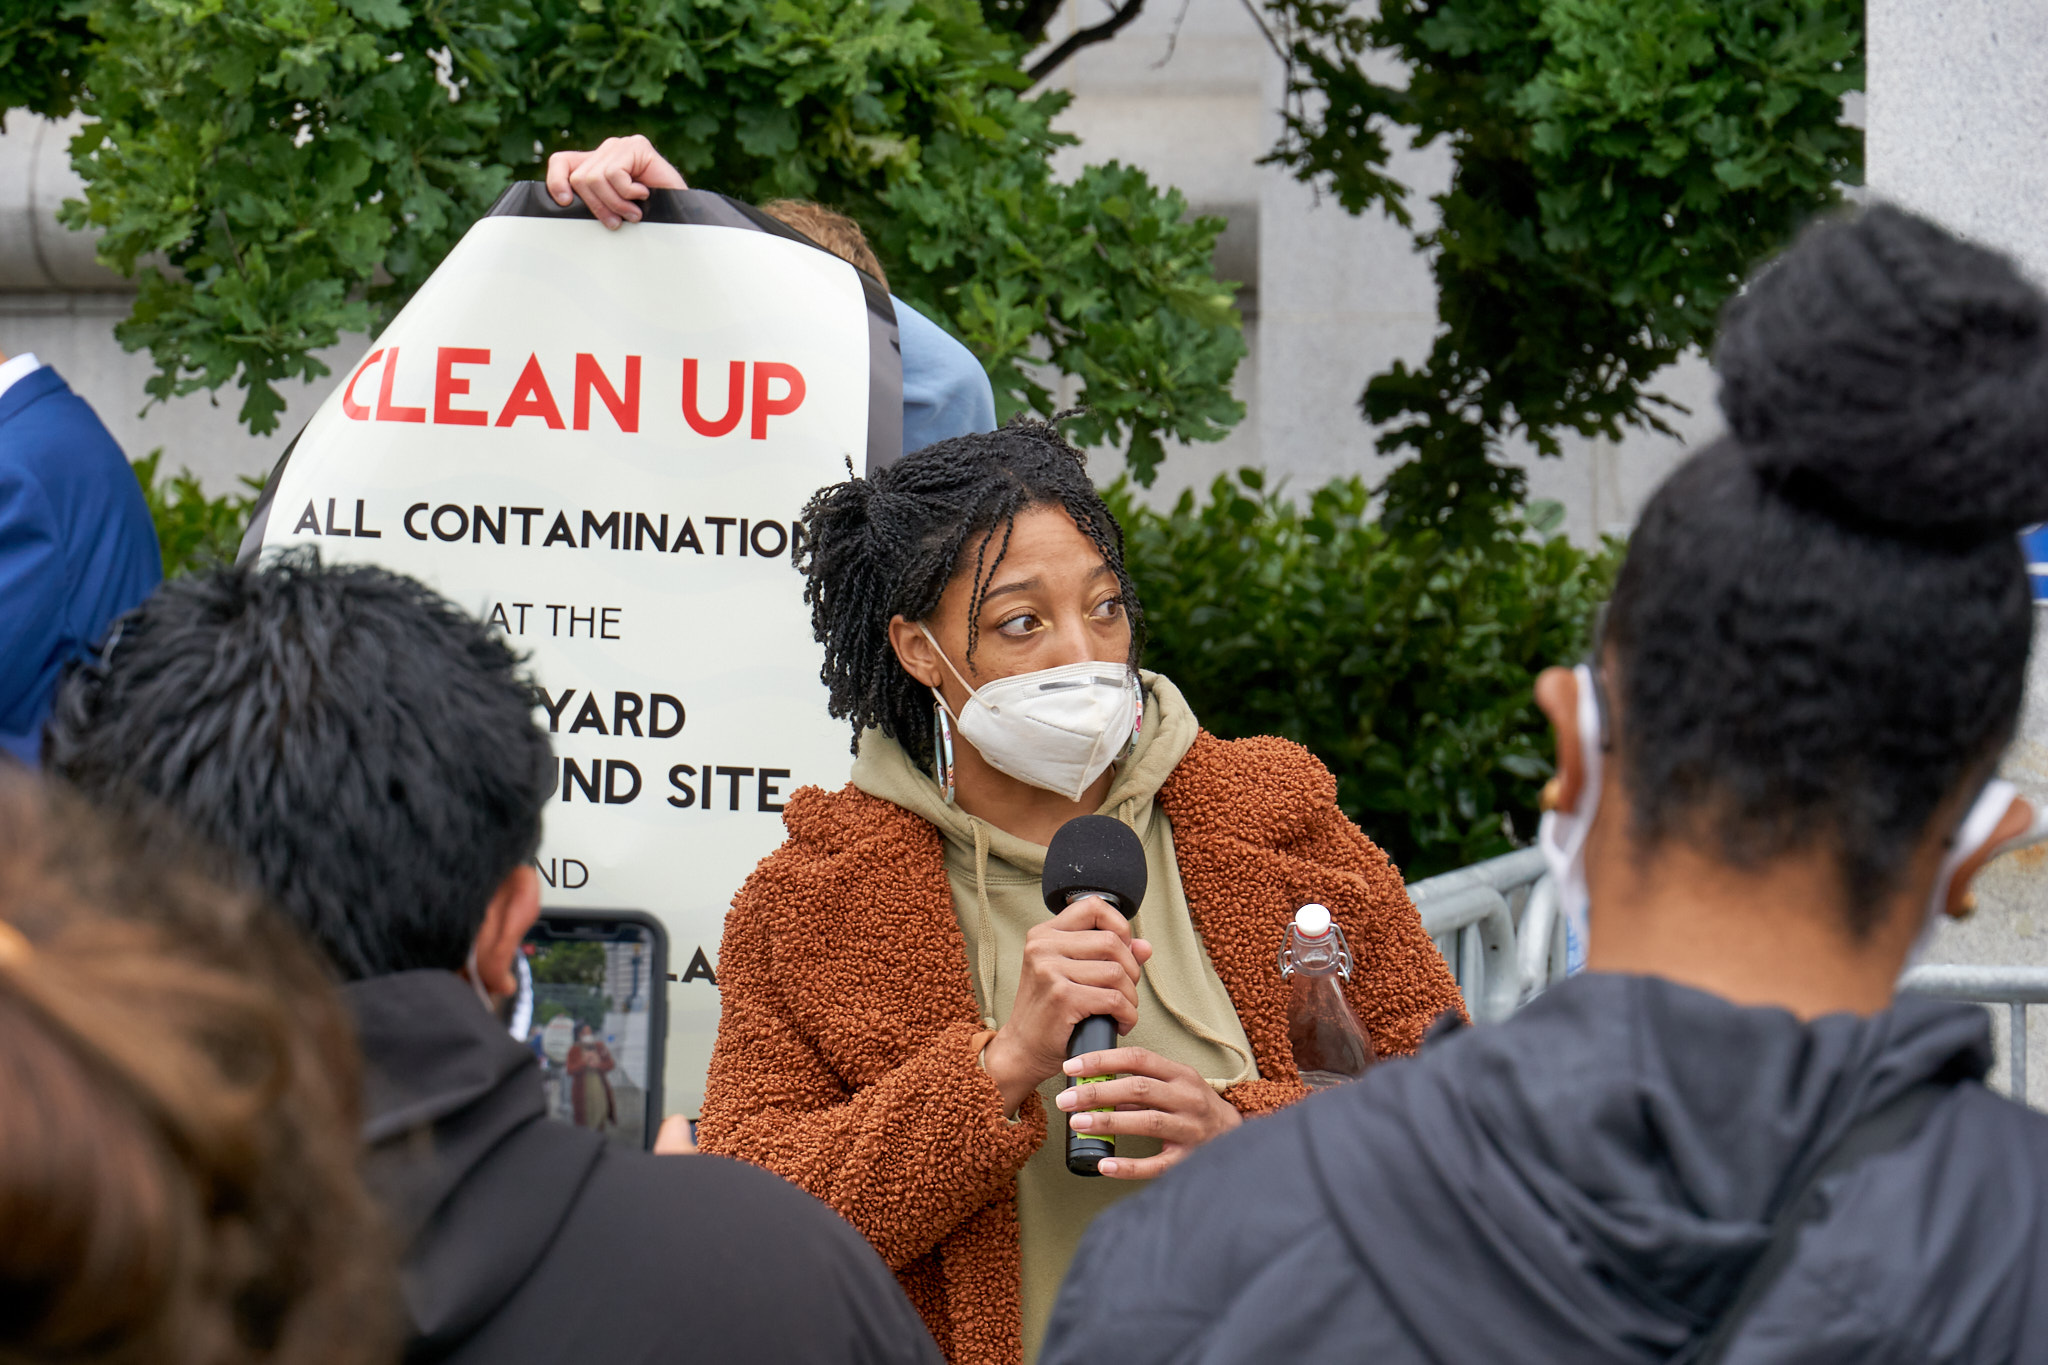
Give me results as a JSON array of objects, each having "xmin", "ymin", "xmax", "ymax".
[
  {"xmin": 1114, "ymin": 470, "xmax": 1619, "ymax": 877},
  {"xmin": 1267, "ymin": 0, "xmax": 1862, "ymax": 532},
  {"xmin": 35, "ymin": 0, "xmax": 1242, "ymax": 481},
  {"xmin": 0, "ymin": 0, "xmax": 91, "ymax": 116}
]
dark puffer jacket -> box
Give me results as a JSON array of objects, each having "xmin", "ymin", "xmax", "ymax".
[
  {"xmin": 348, "ymin": 970, "xmax": 942, "ymax": 1365},
  {"xmin": 1045, "ymin": 973, "xmax": 2048, "ymax": 1364}
]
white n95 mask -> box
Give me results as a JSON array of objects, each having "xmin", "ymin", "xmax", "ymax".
[
  {"xmin": 919, "ymin": 625, "xmax": 1139, "ymax": 801},
  {"xmin": 1908, "ymin": 778, "xmax": 2048, "ymax": 967},
  {"xmin": 1537, "ymin": 663, "xmax": 1603, "ymax": 975}
]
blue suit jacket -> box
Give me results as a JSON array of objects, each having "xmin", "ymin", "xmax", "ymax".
[{"xmin": 0, "ymin": 367, "xmax": 162, "ymax": 764}]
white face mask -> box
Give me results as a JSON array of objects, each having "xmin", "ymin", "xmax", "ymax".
[
  {"xmin": 919, "ymin": 625, "xmax": 1139, "ymax": 801},
  {"xmin": 1537, "ymin": 663, "xmax": 1603, "ymax": 975},
  {"xmin": 1909, "ymin": 777, "xmax": 2044, "ymax": 967},
  {"xmin": 1538, "ymin": 663, "xmax": 2044, "ymax": 977}
]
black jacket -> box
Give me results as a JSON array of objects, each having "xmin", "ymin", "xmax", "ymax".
[
  {"xmin": 1043, "ymin": 973, "xmax": 2048, "ymax": 1364},
  {"xmin": 348, "ymin": 971, "xmax": 942, "ymax": 1365}
]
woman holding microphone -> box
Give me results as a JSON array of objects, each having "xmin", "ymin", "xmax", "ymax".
[{"xmin": 698, "ymin": 420, "xmax": 1463, "ymax": 1364}]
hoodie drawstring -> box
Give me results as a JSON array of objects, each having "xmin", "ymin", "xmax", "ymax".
[{"xmin": 973, "ymin": 821, "xmax": 999, "ymax": 1029}]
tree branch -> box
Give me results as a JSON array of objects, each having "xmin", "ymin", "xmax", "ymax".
[
  {"xmin": 1004, "ymin": 0, "xmax": 1067, "ymax": 47},
  {"xmin": 1026, "ymin": 0, "xmax": 1147, "ymax": 84}
]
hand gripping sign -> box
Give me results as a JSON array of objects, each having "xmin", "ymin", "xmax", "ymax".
[{"xmin": 242, "ymin": 184, "xmax": 903, "ymax": 1118}]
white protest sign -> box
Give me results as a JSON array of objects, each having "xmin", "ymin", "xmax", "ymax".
[{"xmin": 246, "ymin": 185, "xmax": 899, "ymax": 1117}]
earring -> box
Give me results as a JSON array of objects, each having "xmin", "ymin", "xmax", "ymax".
[{"xmin": 933, "ymin": 701, "xmax": 957, "ymax": 804}]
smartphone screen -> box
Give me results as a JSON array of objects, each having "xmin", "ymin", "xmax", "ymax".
[{"xmin": 509, "ymin": 909, "xmax": 668, "ymax": 1150}]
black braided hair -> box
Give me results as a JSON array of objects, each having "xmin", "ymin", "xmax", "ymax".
[
  {"xmin": 795, "ymin": 418, "xmax": 1144, "ymax": 764},
  {"xmin": 1608, "ymin": 203, "xmax": 2048, "ymax": 933}
]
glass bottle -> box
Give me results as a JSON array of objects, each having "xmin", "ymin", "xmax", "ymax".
[{"xmin": 1278, "ymin": 903, "xmax": 1376, "ymax": 1088}]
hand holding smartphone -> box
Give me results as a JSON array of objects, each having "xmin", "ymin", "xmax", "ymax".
[{"xmin": 506, "ymin": 909, "xmax": 669, "ymax": 1150}]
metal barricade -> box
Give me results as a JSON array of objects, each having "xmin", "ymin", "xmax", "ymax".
[
  {"xmin": 1899, "ymin": 964, "xmax": 2048, "ymax": 1105},
  {"xmin": 1406, "ymin": 853, "xmax": 2048, "ymax": 1105},
  {"xmin": 1405, "ymin": 848, "xmax": 1559, "ymax": 1023}
]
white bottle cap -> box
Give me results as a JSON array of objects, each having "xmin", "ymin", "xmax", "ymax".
[{"xmin": 1295, "ymin": 903, "xmax": 1332, "ymax": 937}]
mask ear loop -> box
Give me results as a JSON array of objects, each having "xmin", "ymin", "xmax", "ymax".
[{"xmin": 918, "ymin": 624, "xmax": 990, "ymax": 712}]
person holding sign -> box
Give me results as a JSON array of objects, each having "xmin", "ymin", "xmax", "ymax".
[
  {"xmin": 697, "ymin": 421, "xmax": 1465, "ymax": 1364},
  {"xmin": 546, "ymin": 138, "xmax": 998, "ymax": 456}
]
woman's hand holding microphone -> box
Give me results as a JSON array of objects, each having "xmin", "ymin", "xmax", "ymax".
[
  {"xmin": 981, "ymin": 896, "xmax": 1145, "ymax": 1112},
  {"xmin": 979, "ymin": 896, "xmax": 1240, "ymax": 1179}
]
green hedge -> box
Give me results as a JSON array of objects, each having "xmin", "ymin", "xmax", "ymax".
[
  {"xmin": 1108, "ymin": 471, "xmax": 1620, "ymax": 879},
  {"xmin": 130, "ymin": 452, "xmax": 260, "ymax": 579}
]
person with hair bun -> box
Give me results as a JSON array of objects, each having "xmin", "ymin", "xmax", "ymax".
[
  {"xmin": 1043, "ymin": 203, "xmax": 2048, "ymax": 1364},
  {"xmin": 0, "ymin": 771, "xmax": 396, "ymax": 1365},
  {"xmin": 698, "ymin": 418, "xmax": 1465, "ymax": 1363}
]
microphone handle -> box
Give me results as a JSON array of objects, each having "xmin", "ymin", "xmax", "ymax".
[{"xmin": 1065, "ymin": 1014, "xmax": 1120, "ymax": 1176}]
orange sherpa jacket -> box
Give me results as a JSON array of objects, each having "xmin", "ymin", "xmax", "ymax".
[{"xmin": 698, "ymin": 730, "xmax": 1466, "ymax": 1364}]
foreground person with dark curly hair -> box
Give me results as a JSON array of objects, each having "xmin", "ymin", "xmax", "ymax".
[
  {"xmin": 44, "ymin": 552, "xmax": 942, "ymax": 1365},
  {"xmin": 1044, "ymin": 205, "xmax": 2048, "ymax": 1364},
  {"xmin": 696, "ymin": 421, "xmax": 1466, "ymax": 1364}
]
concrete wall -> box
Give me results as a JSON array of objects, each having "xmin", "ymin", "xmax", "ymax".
[{"xmin": 1869, "ymin": 0, "xmax": 2048, "ymax": 1099}]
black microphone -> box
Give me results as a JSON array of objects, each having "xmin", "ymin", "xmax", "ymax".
[{"xmin": 1042, "ymin": 814, "xmax": 1148, "ymax": 1176}]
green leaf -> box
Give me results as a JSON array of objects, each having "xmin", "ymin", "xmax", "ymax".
[{"xmin": 131, "ymin": 450, "xmax": 264, "ymax": 577}]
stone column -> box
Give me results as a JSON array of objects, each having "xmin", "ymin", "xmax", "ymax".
[{"xmin": 1868, "ymin": 0, "xmax": 2048, "ymax": 1100}]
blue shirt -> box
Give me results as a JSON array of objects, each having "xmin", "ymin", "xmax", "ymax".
[
  {"xmin": 893, "ymin": 295, "xmax": 997, "ymax": 456},
  {"xmin": 2023, "ymin": 525, "xmax": 2048, "ymax": 602},
  {"xmin": 0, "ymin": 366, "xmax": 162, "ymax": 763}
]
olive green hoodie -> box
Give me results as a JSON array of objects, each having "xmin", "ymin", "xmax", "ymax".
[{"xmin": 851, "ymin": 671, "xmax": 1257, "ymax": 1362}]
